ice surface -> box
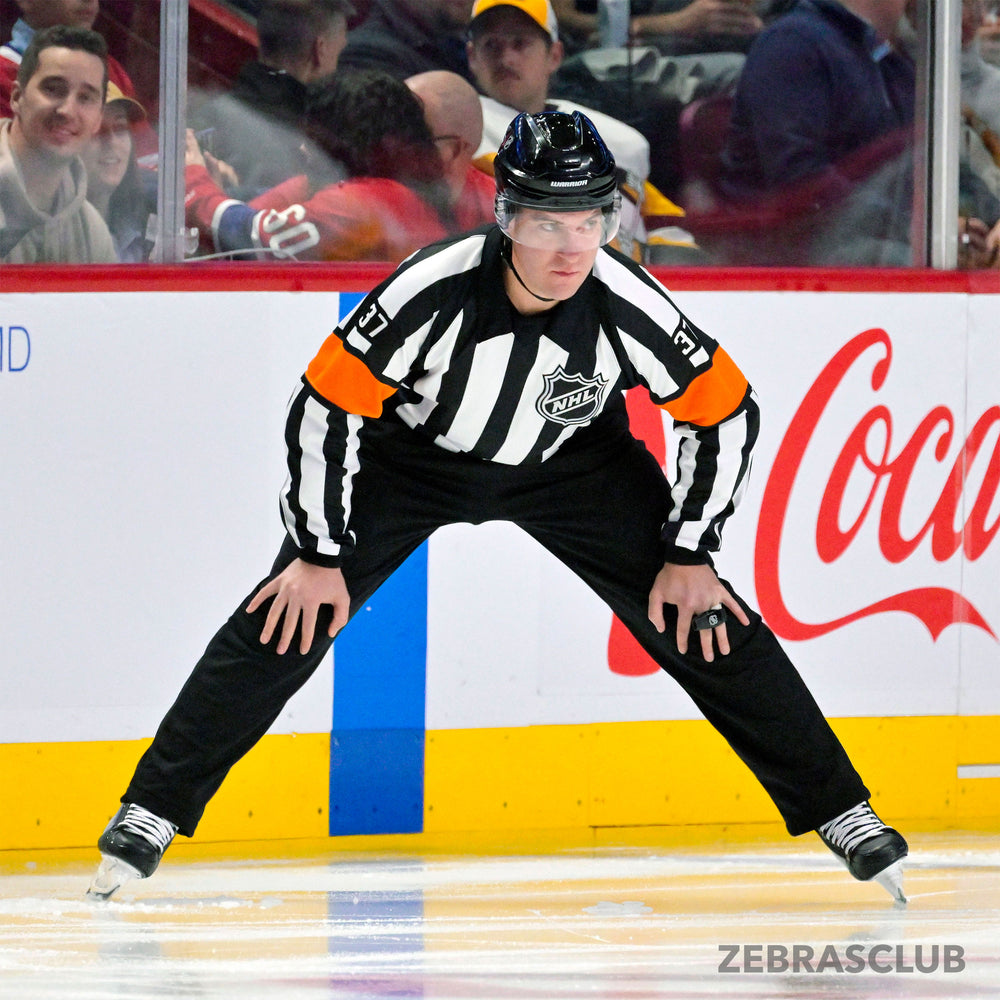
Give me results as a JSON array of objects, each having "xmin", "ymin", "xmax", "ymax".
[{"xmin": 1, "ymin": 832, "xmax": 997, "ymax": 999}]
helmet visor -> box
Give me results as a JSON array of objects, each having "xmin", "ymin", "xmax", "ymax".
[{"xmin": 496, "ymin": 193, "xmax": 622, "ymax": 251}]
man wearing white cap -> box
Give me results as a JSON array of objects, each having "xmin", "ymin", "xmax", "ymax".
[{"xmin": 467, "ymin": 0, "xmax": 694, "ymax": 260}]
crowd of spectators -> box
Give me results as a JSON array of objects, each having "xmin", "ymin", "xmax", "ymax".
[
  {"xmin": 549, "ymin": 0, "xmax": 766, "ymax": 57},
  {"xmin": 184, "ymin": 68, "xmax": 489, "ymax": 261},
  {"xmin": 191, "ymin": 0, "xmax": 352, "ymax": 200},
  {"xmin": 2, "ymin": 0, "xmax": 999, "ymax": 267},
  {"xmin": 703, "ymin": 0, "xmax": 1000, "ymax": 266},
  {"xmin": 714, "ymin": 0, "xmax": 918, "ymax": 265},
  {"xmin": 466, "ymin": 0, "xmax": 699, "ymax": 262}
]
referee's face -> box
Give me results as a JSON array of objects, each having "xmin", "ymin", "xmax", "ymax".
[{"xmin": 506, "ymin": 207, "xmax": 601, "ymax": 305}]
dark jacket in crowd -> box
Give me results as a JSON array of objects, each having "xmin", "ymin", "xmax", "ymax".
[
  {"xmin": 195, "ymin": 61, "xmax": 313, "ymax": 199},
  {"xmin": 708, "ymin": 0, "xmax": 917, "ymax": 266},
  {"xmin": 720, "ymin": 0, "xmax": 915, "ymax": 201},
  {"xmin": 337, "ymin": 0, "xmax": 474, "ymax": 82}
]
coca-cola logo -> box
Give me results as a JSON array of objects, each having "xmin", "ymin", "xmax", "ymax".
[
  {"xmin": 755, "ymin": 327, "xmax": 997, "ymax": 642},
  {"xmin": 607, "ymin": 329, "xmax": 998, "ymax": 677}
]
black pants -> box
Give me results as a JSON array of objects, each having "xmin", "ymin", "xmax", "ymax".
[{"xmin": 125, "ymin": 422, "xmax": 868, "ymax": 837}]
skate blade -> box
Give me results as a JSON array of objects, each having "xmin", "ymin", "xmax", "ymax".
[
  {"xmin": 873, "ymin": 861, "xmax": 907, "ymax": 905},
  {"xmin": 85, "ymin": 855, "xmax": 142, "ymax": 902}
]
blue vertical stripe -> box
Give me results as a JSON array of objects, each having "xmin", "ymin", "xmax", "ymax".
[{"xmin": 329, "ymin": 292, "xmax": 428, "ymax": 836}]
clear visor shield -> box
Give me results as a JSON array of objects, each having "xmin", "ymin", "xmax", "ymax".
[{"xmin": 496, "ymin": 194, "xmax": 622, "ymax": 251}]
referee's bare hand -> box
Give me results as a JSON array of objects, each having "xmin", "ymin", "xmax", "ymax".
[
  {"xmin": 246, "ymin": 558, "xmax": 350, "ymax": 655},
  {"xmin": 647, "ymin": 562, "xmax": 749, "ymax": 661}
]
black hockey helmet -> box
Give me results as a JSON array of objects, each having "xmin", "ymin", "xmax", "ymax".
[{"xmin": 494, "ymin": 110, "xmax": 622, "ymax": 247}]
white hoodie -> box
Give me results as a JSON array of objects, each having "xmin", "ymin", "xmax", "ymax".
[{"xmin": 0, "ymin": 118, "xmax": 116, "ymax": 263}]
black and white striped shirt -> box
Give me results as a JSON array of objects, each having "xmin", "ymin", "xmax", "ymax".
[{"xmin": 283, "ymin": 226, "xmax": 759, "ymax": 566}]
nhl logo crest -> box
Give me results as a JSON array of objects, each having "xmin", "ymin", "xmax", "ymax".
[{"xmin": 535, "ymin": 366, "xmax": 608, "ymax": 426}]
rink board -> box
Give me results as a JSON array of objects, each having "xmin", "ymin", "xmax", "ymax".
[{"xmin": 1, "ymin": 267, "xmax": 999, "ymax": 850}]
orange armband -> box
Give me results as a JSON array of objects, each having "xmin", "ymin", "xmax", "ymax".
[{"xmin": 305, "ymin": 335, "xmax": 397, "ymax": 417}]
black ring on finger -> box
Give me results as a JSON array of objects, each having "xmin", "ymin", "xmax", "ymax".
[{"xmin": 693, "ymin": 607, "xmax": 727, "ymax": 631}]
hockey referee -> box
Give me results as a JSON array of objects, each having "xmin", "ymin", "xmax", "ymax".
[{"xmin": 89, "ymin": 111, "xmax": 908, "ymax": 904}]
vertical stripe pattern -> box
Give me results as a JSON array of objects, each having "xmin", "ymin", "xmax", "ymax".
[{"xmin": 281, "ymin": 226, "xmax": 759, "ymax": 565}]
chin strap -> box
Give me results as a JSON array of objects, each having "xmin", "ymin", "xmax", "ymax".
[{"xmin": 501, "ymin": 238, "xmax": 555, "ymax": 303}]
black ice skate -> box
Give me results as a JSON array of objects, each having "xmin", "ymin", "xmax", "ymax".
[
  {"xmin": 86, "ymin": 803, "xmax": 178, "ymax": 901},
  {"xmin": 817, "ymin": 801, "xmax": 908, "ymax": 903}
]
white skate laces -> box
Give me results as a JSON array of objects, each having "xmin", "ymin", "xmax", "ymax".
[
  {"xmin": 117, "ymin": 803, "xmax": 178, "ymax": 851},
  {"xmin": 817, "ymin": 800, "xmax": 908, "ymax": 904},
  {"xmin": 818, "ymin": 801, "xmax": 886, "ymax": 854},
  {"xmin": 86, "ymin": 803, "xmax": 179, "ymax": 902}
]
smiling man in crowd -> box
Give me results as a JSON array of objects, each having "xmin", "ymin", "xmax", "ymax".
[{"xmin": 1, "ymin": 24, "xmax": 116, "ymax": 262}]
